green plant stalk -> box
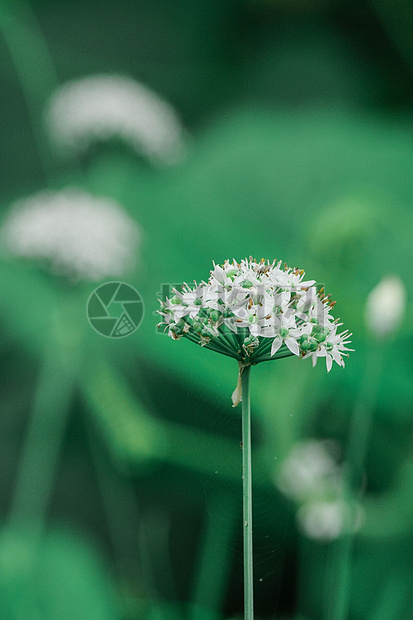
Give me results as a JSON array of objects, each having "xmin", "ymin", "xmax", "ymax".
[
  {"xmin": 8, "ymin": 339, "xmax": 74, "ymax": 536},
  {"xmin": 0, "ymin": 0, "xmax": 59, "ymax": 183},
  {"xmin": 191, "ymin": 492, "xmax": 236, "ymax": 620},
  {"xmin": 8, "ymin": 291, "xmax": 86, "ymax": 538},
  {"xmin": 327, "ymin": 344, "xmax": 384, "ymax": 620},
  {"xmin": 241, "ymin": 364, "xmax": 254, "ymax": 620}
]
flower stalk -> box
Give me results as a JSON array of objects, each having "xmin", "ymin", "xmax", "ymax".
[{"xmin": 241, "ymin": 364, "xmax": 254, "ymax": 620}]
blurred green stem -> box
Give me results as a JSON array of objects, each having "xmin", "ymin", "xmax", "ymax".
[
  {"xmin": 191, "ymin": 493, "xmax": 236, "ymax": 620},
  {"xmin": 369, "ymin": 0, "xmax": 413, "ymax": 76},
  {"xmin": 8, "ymin": 339, "xmax": 73, "ymax": 536},
  {"xmin": 0, "ymin": 0, "xmax": 58, "ymax": 182},
  {"xmin": 242, "ymin": 364, "xmax": 254, "ymax": 620},
  {"xmin": 87, "ymin": 429, "xmax": 142, "ymax": 582},
  {"xmin": 327, "ymin": 344, "xmax": 384, "ymax": 620}
]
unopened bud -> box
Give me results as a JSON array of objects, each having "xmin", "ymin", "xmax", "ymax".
[{"xmin": 365, "ymin": 275, "xmax": 406, "ymax": 338}]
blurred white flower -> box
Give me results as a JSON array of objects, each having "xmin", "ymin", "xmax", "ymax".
[
  {"xmin": 1, "ymin": 188, "xmax": 140, "ymax": 281},
  {"xmin": 46, "ymin": 74, "xmax": 187, "ymax": 165},
  {"xmin": 297, "ymin": 500, "xmax": 348, "ymax": 541},
  {"xmin": 365, "ymin": 275, "xmax": 406, "ymax": 338},
  {"xmin": 276, "ymin": 439, "xmax": 341, "ymax": 502},
  {"xmin": 276, "ymin": 439, "xmax": 365, "ymax": 541},
  {"xmin": 297, "ymin": 498, "xmax": 364, "ymax": 541}
]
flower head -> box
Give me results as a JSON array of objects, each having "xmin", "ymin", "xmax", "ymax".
[
  {"xmin": 158, "ymin": 258, "xmax": 352, "ymax": 371},
  {"xmin": 1, "ymin": 187, "xmax": 140, "ymax": 281},
  {"xmin": 46, "ymin": 74, "xmax": 187, "ymax": 166}
]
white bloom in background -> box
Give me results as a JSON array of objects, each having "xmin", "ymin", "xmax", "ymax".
[
  {"xmin": 158, "ymin": 258, "xmax": 352, "ymax": 374},
  {"xmin": 365, "ymin": 275, "xmax": 406, "ymax": 338},
  {"xmin": 297, "ymin": 499, "xmax": 364, "ymax": 541},
  {"xmin": 297, "ymin": 500, "xmax": 348, "ymax": 541},
  {"xmin": 277, "ymin": 439, "xmax": 341, "ymax": 502},
  {"xmin": 1, "ymin": 188, "xmax": 140, "ymax": 281},
  {"xmin": 46, "ymin": 74, "xmax": 187, "ymax": 166},
  {"xmin": 277, "ymin": 439, "xmax": 365, "ymax": 541}
]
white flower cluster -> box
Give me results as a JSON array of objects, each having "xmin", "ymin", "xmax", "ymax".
[
  {"xmin": 277, "ymin": 439, "xmax": 341, "ymax": 503},
  {"xmin": 297, "ymin": 499, "xmax": 355, "ymax": 541},
  {"xmin": 46, "ymin": 74, "xmax": 187, "ymax": 166},
  {"xmin": 1, "ymin": 187, "xmax": 140, "ymax": 281},
  {"xmin": 158, "ymin": 258, "xmax": 352, "ymax": 370},
  {"xmin": 276, "ymin": 439, "xmax": 363, "ymax": 541}
]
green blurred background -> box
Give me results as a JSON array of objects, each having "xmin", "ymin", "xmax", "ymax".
[{"xmin": 1, "ymin": 1, "xmax": 413, "ymax": 619}]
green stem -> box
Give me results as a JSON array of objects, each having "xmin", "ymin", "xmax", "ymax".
[
  {"xmin": 327, "ymin": 343, "xmax": 384, "ymax": 620},
  {"xmin": 8, "ymin": 339, "xmax": 73, "ymax": 536},
  {"xmin": 241, "ymin": 364, "xmax": 254, "ymax": 620},
  {"xmin": 191, "ymin": 493, "xmax": 236, "ymax": 620},
  {"xmin": 0, "ymin": 0, "xmax": 59, "ymax": 183}
]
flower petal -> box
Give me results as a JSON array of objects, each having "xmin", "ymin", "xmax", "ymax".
[
  {"xmin": 285, "ymin": 336, "xmax": 299, "ymax": 356},
  {"xmin": 271, "ymin": 336, "xmax": 282, "ymax": 356}
]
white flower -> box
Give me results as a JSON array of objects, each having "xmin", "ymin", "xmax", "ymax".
[
  {"xmin": 297, "ymin": 498, "xmax": 364, "ymax": 541},
  {"xmin": 46, "ymin": 74, "xmax": 187, "ymax": 166},
  {"xmin": 296, "ymin": 288, "xmax": 333, "ymax": 326},
  {"xmin": 297, "ymin": 500, "xmax": 348, "ymax": 541},
  {"xmin": 270, "ymin": 313, "xmax": 309, "ymax": 357},
  {"xmin": 302, "ymin": 323, "xmax": 353, "ymax": 372},
  {"xmin": 1, "ymin": 187, "xmax": 140, "ymax": 281},
  {"xmin": 365, "ymin": 275, "xmax": 406, "ymax": 338},
  {"xmin": 277, "ymin": 439, "xmax": 341, "ymax": 502},
  {"xmin": 158, "ymin": 257, "xmax": 352, "ymax": 374},
  {"xmin": 276, "ymin": 439, "xmax": 363, "ymax": 540},
  {"xmin": 231, "ymin": 298, "xmax": 273, "ymax": 337},
  {"xmin": 270, "ymin": 267, "xmax": 316, "ymax": 291}
]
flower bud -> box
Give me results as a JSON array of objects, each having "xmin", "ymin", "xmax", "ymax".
[{"xmin": 365, "ymin": 275, "xmax": 406, "ymax": 338}]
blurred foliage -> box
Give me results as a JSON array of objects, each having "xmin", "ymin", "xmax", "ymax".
[
  {"xmin": 0, "ymin": 527, "xmax": 118, "ymax": 620},
  {"xmin": 1, "ymin": 0, "xmax": 413, "ymax": 619}
]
